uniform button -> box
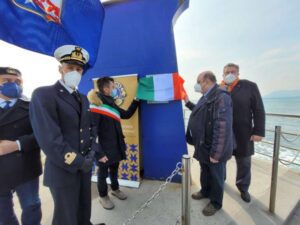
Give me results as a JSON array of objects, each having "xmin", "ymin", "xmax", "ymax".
[
  {"xmin": 80, "ymin": 129, "xmax": 83, "ymax": 132},
  {"xmin": 81, "ymin": 140, "xmax": 84, "ymax": 144},
  {"xmin": 89, "ymin": 128, "xmax": 91, "ymax": 131},
  {"xmin": 89, "ymin": 147, "xmax": 91, "ymax": 150},
  {"xmin": 90, "ymin": 137, "xmax": 93, "ymax": 140},
  {"xmin": 81, "ymin": 151, "xmax": 84, "ymax": 154}
]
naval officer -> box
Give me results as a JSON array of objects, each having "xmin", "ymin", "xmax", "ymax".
[
  {"xmin": 29, "ymin": 45, "xmax": 105, "ymax": 225},
  {"xmin": 0, "ymin": 67, "xmax": 42, "ymax": 225}
]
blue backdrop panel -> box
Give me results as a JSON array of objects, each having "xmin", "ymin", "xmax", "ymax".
[{"xmin": 79, "ymin": 0, "xmax": 190, "ymax": 182}]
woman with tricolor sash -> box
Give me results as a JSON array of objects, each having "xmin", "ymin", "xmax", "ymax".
[{"xmin": 87, "ymin": 77, "xmax": 139, "ymax": 210}]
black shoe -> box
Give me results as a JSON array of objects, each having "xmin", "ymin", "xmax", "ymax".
[
  {"xmin": 202, "ymin": 203, "xmax": 220, "ymax": 216},
  {"xmin": 240, "ymin": 191, "xmax": 251, "ymax": 203},
  {"xmin": 191, "ymin": 191, "xmax": 207, "ymax": 200}
]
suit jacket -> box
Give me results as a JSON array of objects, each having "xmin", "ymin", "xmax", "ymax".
[
  {"xmin": 0, "ymin": 99, "xmax": 42, "ymax": 193},
  {"xmin": 89, "ymin": 93, "xmax": 139, "ymax": 165},
  {"xmin": 29, "ymin": 81, "xmax": 99, "ymax": 188},
  {"xmin": 230, "ymin": 79, "xmax": 265, "ymax": 157},
  {"xmin": 186, "ymin": 85, "xmax": 234, "ymax": 163}
]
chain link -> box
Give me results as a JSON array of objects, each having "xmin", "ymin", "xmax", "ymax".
[
  {"xmin": 279, "ymin": 150, "xmax": 300, "ymax": 166},
  {"xmin": 280, "ymin": 133, "xmax": 300, "ymax": 143},
  {"xmin": 123, "ymin": 162, "xmax": 183, "ymax": 225},
  {"xmin": 278, "ymin": 133, "xmax": 300, "ymax": 166},
  {"xmin": 174, "ymin": 216, "xmax": 181, "ymax": 225}
]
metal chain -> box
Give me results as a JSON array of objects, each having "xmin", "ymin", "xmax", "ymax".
[
  {"xmin": 279, "ymin": 150, "xmax": 300, "ymax": 166},
  {"xmin": 278, "ymin": 133, "xmax": 300, "ymax": 166},
  {"xmin": 174, "ymin": 216, "xmax": 181, "ymax": 225},
  {"xmin": 123, "ymin": 162, "xmax": 183, "ymax": 225},
  {"xmin": 280, "ymin": 133, "xmax": 300, "ymax": 143}
]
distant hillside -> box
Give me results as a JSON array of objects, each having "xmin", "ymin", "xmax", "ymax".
[{"xmin": 264, "ymin": 90, "xmax": 300, "ymax": 99}]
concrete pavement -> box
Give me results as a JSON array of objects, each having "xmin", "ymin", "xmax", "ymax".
[{"xmin": 13, "ymin": 152, "xmax": 300, "ymax": 225}]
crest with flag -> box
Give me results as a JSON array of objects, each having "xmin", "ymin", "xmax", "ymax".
[{"xmin": 0, "ymin": 0, "xmax": 105, "ymax": 65}]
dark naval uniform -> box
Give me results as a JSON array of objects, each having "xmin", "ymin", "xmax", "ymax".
[
  {"xmin": 30, "ymin": 81, "xmax": 98, "ymax": 225},
  {"xmin": 29, "ymin": 45, "xmax": 103, "ymax": 225}
]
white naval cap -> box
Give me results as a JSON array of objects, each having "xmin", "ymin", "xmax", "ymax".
[{"xmin": 54, "ymin": 45, "xmax": 89, "ymax": 66}]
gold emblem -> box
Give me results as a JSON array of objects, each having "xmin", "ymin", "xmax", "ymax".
[
  {"xmin": 64, "ymin": 152, "xmax": 77, "ymax": 165},
  {"xmin": 71, "ymin": 47, "xmax": 84, "ymax": 61},
  {"xmin": 60, "ymin": 47, "xmax": 86, "ymax": 63},
  {"xmin": 6, "ymin": 68, "xmax": 19, "ymax": 75},
  {"xmin": 114, "ymin": 81, "xmax": 127, "ymax": 106}
]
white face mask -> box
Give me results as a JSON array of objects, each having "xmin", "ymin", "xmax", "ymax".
[
  {"xmin": 63, "ymin": 71, "xmax": 82, "ymax": 89},
  {"xmin": 224, "ymin": 73, "xmax": 237, "ymax": 85},
  {"xmin": 194, "ymin": 83, "xmax": 202, "ymax": 93}
]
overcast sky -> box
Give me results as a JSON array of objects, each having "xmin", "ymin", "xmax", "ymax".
[
  {"xmin": 1, "ymin": 0, "xmax": 299, "ymax": 99},
  {"xmin": 175, "ymin": 0, "xmax": 300, "ymax": 99}
]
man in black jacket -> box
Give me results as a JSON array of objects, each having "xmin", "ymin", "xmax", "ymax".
[
  {"xmin": 30, "ymin": 45, "xmax": 105, "ymax": 225},
  {"xmin": 0, "ymin": 67, "xmax": 42, "ymax": 225},
  {"xmin": 221, "ymin": 63, "xmax": 265, "ymax": 203},
  {"xmin": 88, "ymin": 77, "xmax": 139, "ymax": 210},
  {"xmin": 185, "ymin": 71, "xmax": 234, "ymax": 216}
]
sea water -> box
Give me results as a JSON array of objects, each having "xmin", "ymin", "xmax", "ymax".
[{"xmin": 257, "ymin": 98, "xmax": 300, "ymax": 171}]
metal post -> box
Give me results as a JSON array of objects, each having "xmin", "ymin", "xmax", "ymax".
[
  {"xmin": 182, "ymin": 155, "xmax": 191, "ymax": 225},
  {"xmin": 269, "ymin": 126, "xmax": 281, "ymax": 213}
]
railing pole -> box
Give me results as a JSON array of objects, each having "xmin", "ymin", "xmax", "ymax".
[
  {"xmin": 182, "ymin": 155, "xmax": 191, "ymax": 225},
  {"xmin": 269, "ymin": 126, "xmax": 281, "ymax": 213}
]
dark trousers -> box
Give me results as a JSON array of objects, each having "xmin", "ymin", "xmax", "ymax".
[
  {"xmin": 49, "ymin": 172, "xmax": 92, "ymax": 225},
  {"xmin": 199, "ymin": 161, "xmax": 225, "ymax": 209},
  {"xmin": 0, "ymin": 178, "xmax": 41, "ymax": 225},
  {"xmin": 97, "ymin": 162, "xmax": 119, "ymax": 197},
  {"xmin": 235, "ymin": 156, "xmax": 251, "ymax": 192}
]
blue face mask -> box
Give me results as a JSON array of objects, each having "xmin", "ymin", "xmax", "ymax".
[
  {"xmin": 111, "ymin": 89, "xmax": 118, "ymax": 98},
  {"xmin": 0, "ymin": 82, "xmax": 23, "ymax": 98}
]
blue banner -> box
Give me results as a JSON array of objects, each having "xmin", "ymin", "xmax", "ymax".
[
  {"xmin": 80, "ymin": 0, "xmax": 190, "ymax": 182},
  {"xmin": 0, "ymin": 0, "xmax": 105, "ymax": 65}
]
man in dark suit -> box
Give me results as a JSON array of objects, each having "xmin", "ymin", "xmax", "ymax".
[
  {"xmin": 29, "ymin": 45, "xmax": 104, "ymax": 225},
  {"xmin": 0, "ymin": 67, "xmax": 42, "ymax": 225},
  {"xmin": 87, "ymin": 77, "xmax": 139, "ymax": 210},
  {"xmin": 185, "ymin": 71, "xmax": 234, "ymax": 216},
  {"xmin": 221, "ymin": 63, "xmax": 265, "ymax": 203}
]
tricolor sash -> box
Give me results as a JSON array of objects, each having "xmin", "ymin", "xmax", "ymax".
[{"xmin": 90, "ymin": 104, "xmax": 121, "ymax": 122}]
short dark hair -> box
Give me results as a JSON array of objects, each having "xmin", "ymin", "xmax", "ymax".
[
  {"xmin": 224, "ymin": 63, "xmax": 239, "ymax": 72},
  {"xmin": 202, "ymin": 71, "xmax": 217, "ymax": 83},
  {"xmin": 96, "ymin": 77, "xmax": 114, "ymax": 93}
]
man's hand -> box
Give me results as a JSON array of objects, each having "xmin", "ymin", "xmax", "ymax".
[
  {"xmin": 99, "ymin": 156, "xmax": 109, "ymax": 163},
  {"xmin": 184, "ymin": 94, "xmax": 189, "ymax": 104},
  {"xmin": 210, "ymin": 157, "xmax": 219, "ymax": 164},
  {"xmin": 0, "ymin": 140, "xmax": 19, "ymax": 156},
  {"xmin": 80, "ymin": 157, "xmax": 94, "ymax": 173},
  {"xmin": 250, "ymin": 135, "xmax": 263, "ymax": 142}
]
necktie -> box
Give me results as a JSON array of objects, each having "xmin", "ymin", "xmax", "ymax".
[
  {"xmin": 3, "ymin": 100, "xmax": 11, "ymax": 109},
  {"xmin": 72, "ymin": 91, "xmax": 81, "ymax": 103},
  {"xmin": 72, "ymin": 91, "xmax": 82, "ymax": 113}
]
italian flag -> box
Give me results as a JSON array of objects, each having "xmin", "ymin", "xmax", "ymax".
[
  {"xmin": 137, "ymin": 73, "xmax": 187, "ymax": 102},
  {"xmin": 90, "ymin": 104, "xmax": 121, "ymax": 122}
]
